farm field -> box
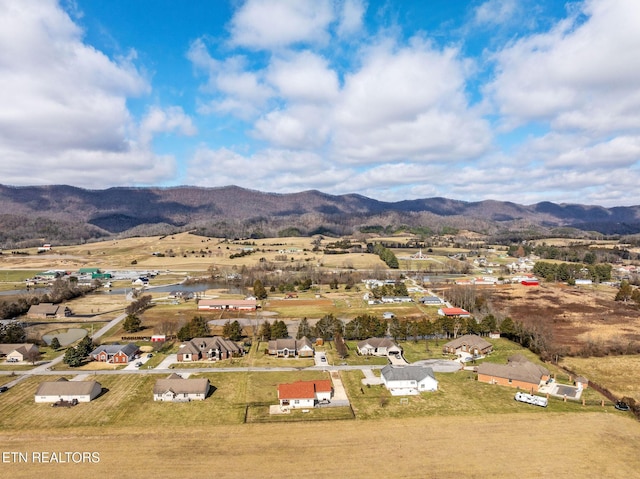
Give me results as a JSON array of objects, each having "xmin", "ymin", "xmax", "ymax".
[
  {"xmin": 487, "ymin": 282, "xmax": 640, "ymax": 354},
  {"xmin": 561, "ymin": 355, "xmax": 640, "ymax": 403},
  {"xmin": 0, "ymin": 413, "xmax": 637, "ymax": 478}
]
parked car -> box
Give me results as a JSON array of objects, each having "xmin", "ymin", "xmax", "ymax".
[
  {"xmin": 0, "ymin": 386, "xmax": 8, "ymax": 393},
  {"xmin": 147, "ymin": 353, "xmax": 153, "ymax": 358},
  {"xmin": 135, "ymin": 362, "xmax": 143, "ymax": 367},
  {"xmin": 320, "ymin": 357, "xmax": 326, "ymax": 362},
  {"xmin": 615, "ymin": 401, "xmax": 630, "ymax": 411}
]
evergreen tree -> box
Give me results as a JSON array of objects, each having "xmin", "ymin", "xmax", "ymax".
[
  {"xmin": 223, "ymin": 320, "xmax": 243, "ymax": 341},
  {"xmin": 271, "ymin": 320, "xmax": 289, "ymax": 339},
  {"xmin": 123, "ymin": 314, "xmax": 142, "ymax": 333},
  {"xmin": 253, "ymin": 279, "xmax": 268, "ymax": 300},
  {"xmin": 50, "ymin": 337, "xmax": 61, "ymax": 350},
  {"xmin": 297, "ymin": 318, "xmax": 312, "ymax": 339},
  {"xmin": 76, "ymin": 335, "xmax": 94, "ymax": 357},
  {"xmin": 63, "ymin": 347, "xmax": 82, "ymax": 367},
  {"xmin": 258, "ymin": 320, "xmax": 272, "ymax": 342},
  {"xmin": 615, "ymin": 280, "xmax": 634, "ymax": 302}
]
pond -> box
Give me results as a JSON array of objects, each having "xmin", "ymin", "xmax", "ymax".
[{"xmin": 42, "ymin": 328, "xmax": 87, "ymax": 347}]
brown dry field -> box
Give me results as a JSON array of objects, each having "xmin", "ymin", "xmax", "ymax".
[
  {"xmin": 487, "ymin": 283, "xmax": 640, "ymax": 353},
  {"xmin": 0, "ymin": 413, "xmax": 638, "ymax": 478}
]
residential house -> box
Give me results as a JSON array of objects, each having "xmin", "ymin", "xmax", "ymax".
[
  {"xmin": 267, "ymin": 337, "xmax": 314, "ymax": 358},
  {"xmin": 27, "ymin": 303, "xmax": 71, "ymax": 319},
  {"xmin": 357, "ymin": 338, "xmax": 402, "ymax": 357},
  {"xmin": 476, "ymin": 355, "xmax": 550, "ymax": 392},
  {"xmin": 177, "ymin": 336, "xmax": 244, "ymax": 362},
  {"xmin": 442, "ymin": 334, "xmax": 493, "ymax": 356},
  {"xmin": 381, "ymin": 365, "xmax": 438, "ymax": 395},
  {"xmin": 35, "ymin": 378, "xmax": 102, "ymax": 403},
  {"xmin": 419, "ymin": 296, "xmax": 443, "ymax": 305},
  {"xmin": 277, "ymin": 379, "xmax": 333, "ymax": 410},
  {"xmin": 0, "ymin": 343, "xmax": 39, "ymax": 362},
  {"xmin": 153, "ymin": 373, "xmax": 211, "ymax": 402},
  {"xmin": 197, "ymin": 299, "xmax": 258, "ymax": 311},
  {"xmin": 90, "ymin": 343, "xmax": 139, "ymax": 364},
  {"xmin": 437, "ymin": 307, "xmax": 471, "ymax": 318}
]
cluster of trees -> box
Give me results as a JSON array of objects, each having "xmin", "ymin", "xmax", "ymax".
[
  {"xmin": 0, "ymin": 322, "xmax": 26, "ymax": 343},
  {"xmin": 369, "ymin": 281, "xmax": 408, "ymax": 299},
  {"xmin": 533, "ymin": 261, "xmax": 612, "ymax": 283},
  {"xmin": 368, "ymin": 243, "xmax": 399, "ymax": 269},
  {"xmin": 615, "ymin": 280, "xmax": 640, "ymax": 304},
  {"xmin": 222, "ymin": 320, "xmax": 243, "ymax": 341},
  {"xmin": 177, "ymin": 316, "xmax": 210, "ymax": 341},
  {"xmin": 343, "ymin": 314, "xmax": 387, "ymax": 339},
  {"xmin": 122, "ymin": 294, "xmax": 153, "ymax": 333},
  {"xmin": 258, "ymin": 320, "xmax": 288, "ymax": 341},
  {"xmin": 62, "ymin": 335, "xmax": 94, "ymax": 367}
]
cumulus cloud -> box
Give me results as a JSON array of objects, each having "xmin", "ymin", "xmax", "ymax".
[
  {"xmin": 336, "ymin": 0, "xmax": 366, "ymax": 37},
  {"xmin": 186, "ymin": 147, "xmax": 350, "ymax": 192},
  {"xmin": 487, "ymin": 0, "xmax": 640, "ymax": 133},
  {"xmin": 473, "ymin": 0, "xmax": 518, "ymax": 26},
  {"xmin": 229, "ymin": 0, "xmax": 335, "ymax": 50},
  {"xmin": 0, "ymin": 0, "xmax": 193, "ymax": 187}
]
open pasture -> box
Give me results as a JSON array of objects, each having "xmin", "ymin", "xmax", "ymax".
[{"xmin": 3, "ymin": 412, "xmax": 637, "ymax": 478}]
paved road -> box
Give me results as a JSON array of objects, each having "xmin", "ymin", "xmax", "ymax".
[{"xmin": 2, "ymin": 312, "xmax": 127, "ymax": 388}]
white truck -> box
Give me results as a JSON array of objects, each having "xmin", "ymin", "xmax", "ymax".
[{"xmin": 514, "ymin": 391, "xmax": 548, "ymax": 407}]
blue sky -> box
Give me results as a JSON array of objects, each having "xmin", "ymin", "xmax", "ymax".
[{"xmin": 1, "ymin": 0, "xmax": 639, "ymax": 207}]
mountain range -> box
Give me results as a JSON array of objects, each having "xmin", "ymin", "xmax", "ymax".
[{"xmin": 1, "ymin": 184, "xmax": 639, "ymax": 246}]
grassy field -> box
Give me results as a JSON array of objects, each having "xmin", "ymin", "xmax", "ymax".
[
  {"xmin": 560, "ymin": 355, "xmax": 640, "ymax": 402},
  {"xmin": 4, "ymin": 412, "xmax": 637, "ymax": 478}
]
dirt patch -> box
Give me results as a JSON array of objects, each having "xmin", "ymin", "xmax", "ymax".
[{"xmin": 488, "ymin": 283, "xmax": 640, "ymax": 354}]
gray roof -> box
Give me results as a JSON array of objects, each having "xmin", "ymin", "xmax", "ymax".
[
  {"xmin": 357, "ymin": 338, "xmax": 401, "ymax": 350},
  {"xmin": 0, "ymin": 343, "xmax": 38, "ymax": 355},
  {"xmin": 443, "ymin": 334, "xmax": 492, "ymax": 351},
  {"xmin": 90, "ymin": 343, "xmax": 139, "ymax": 357},
  {"xmin": 268, "ymin": 336, "xmax": 312, "ymax": 351},
  {"xmin": 153, "ymin": 376, "xmax": 210, "ymax": 395},
  {"xmin": 477, "ymin": 359, "xmax": 549, "ymax": 384},
  {"xmin": 35, "ymin": 378, "xmax": 102, "ymax": 396},
  {"xmin": 381, "ymin": 365, "xmax": 435, "ymax": 382},
  {"xmin": 182, "ymin": 337, "xmax": 243, "ymax": 356}
]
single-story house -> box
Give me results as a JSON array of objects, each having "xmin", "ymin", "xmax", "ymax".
[
  {"xmin": 27, "ymin": 303, "xmax": 71, "ymax": 319},
  {"xmin": 442, "ymin": 334, "xmax": 493, "ymax": 356},
  {"xmin": 153, "ymin": 373, "xmax": 211, "ymax": 402},
  {"xmin": 420, "ymin": 296, "xmax": 443, "ymax": 305},
  {"xmin": 268, "ymin": 337, "xmax": 314, "ymax": 358},
  {"xmin": 0, "ymin": 343, "xmax": 39, "ymax": 362},
  {"xmin": 357, "ymin": 338, "xmax": 402, "ymax": 357},
  {"xmin": 35, "ymin": 378, "xmax": 102, "ymax": 403},
  {"xmin": 277, "ymin": 379, "xmax": 333, "ymax": 410},
  {"xmin": 197, "ymin": 299, "xmax": 258, "ymax": 311},
  {"xmin": 177, "ymin": 336, "xmax": 244, "ymax": 362},
  {"xmin": 90, "ymin": 343, "xmax": 139, "ymax": 364},
  {"xmin": 438, "ymin": 307, "xmax": 471, "ymax": 318},
  {"xmin": 476, "ymin": 355, "xmax": 550, "ymax": 392},
  {"xmin": 381, "ymin": 365, "xmax": 438, "ymax": 395}
]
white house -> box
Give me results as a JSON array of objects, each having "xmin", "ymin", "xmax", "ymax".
[
  {"xmin": 153, "ymin": 373, "xmax": 210, "ymax": 402},
  {"xmin": 277, "ymin": 379, "xmax": 333, "ymax": 410},
  {"xmin": 381, "ymin": 365, "xmax": 438, "ymax": 396},
  {"xmin": 357, "ymin": 338, "xmax": 402, "ymax": 357},
  {"xmin": 34, "ymin": 378, "xmax": 102, "ymax": 403}
]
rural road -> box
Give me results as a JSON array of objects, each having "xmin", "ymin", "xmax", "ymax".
[{"xmin": 2, "ymin": 312, "xmax": 127, "ymax": 388}]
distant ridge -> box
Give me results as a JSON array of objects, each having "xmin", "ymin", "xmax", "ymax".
[{"xmin": 0, "ymin": 184, "xmax": 639, "ymax": 245}]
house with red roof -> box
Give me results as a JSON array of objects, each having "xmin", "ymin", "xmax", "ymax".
[
  {"xmin": 277, "ymin": 379, "xmax": 333, "ymax": 410},
  {"xmin": 437, "ymin": 307, "xmax": 471, "ymax": 318}
]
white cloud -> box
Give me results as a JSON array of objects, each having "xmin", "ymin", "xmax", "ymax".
[
  {"xmin": 487, "ymin": 0, "xmax": 640, "ymax": 133},
  {"xmin": 333, "ymin": 39, "xmax": 491, "ymax": 162},
  {"xmin": 337, "ymin": 0, "xmax": 366, "ymax": 37},
  {"xmin": 0, "ymin": 0, "xmax": 193, "ymax": 188},
  {"xmin": 229, "ymin": 0, "xmax": 335, "ymax": 50},
  {"xmin": 474, "ymin": 0, "xmax": 518, "ymax": 26},
  {"xmin": 139, "ymin": 106, "xmax": 197, "ymax": 146},
  {"xmin": 266, "ymin": 51, "xmax": 339, "ymax": 103},
  {"xmin": 188, "ymin": 39, "xmax": 272, "ymax": 119},
  {"xmin": 186, "ymin": 147, "xmax": 350, "ymax": 192}
]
